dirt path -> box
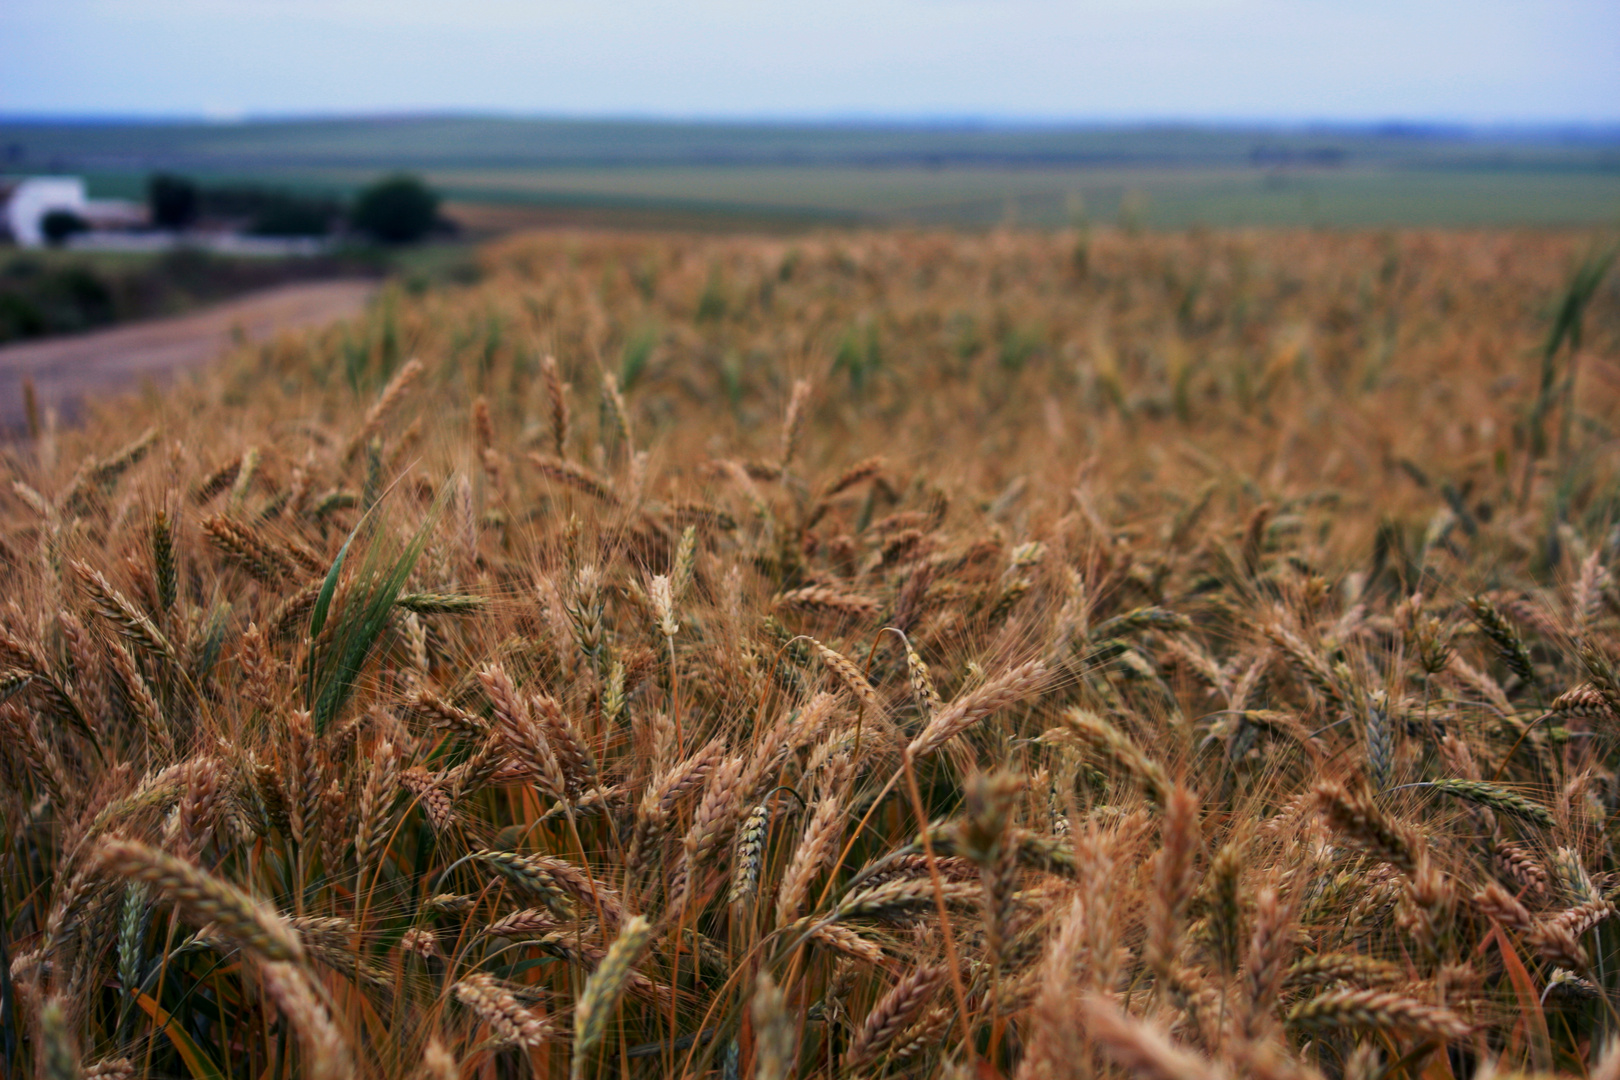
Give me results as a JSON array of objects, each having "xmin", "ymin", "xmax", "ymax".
[{"xmin": 0, "ymin": 279, "xmax": 377, "ymax": 432}]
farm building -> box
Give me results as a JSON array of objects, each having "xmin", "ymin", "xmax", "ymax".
[{"xmin": 0, "ymin": 176, "xmax": 144, "ymax": 247}]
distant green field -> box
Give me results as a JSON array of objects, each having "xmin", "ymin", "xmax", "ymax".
[
  {"xmin": 417, "ymin": 163, "xmax": 1620, "ymax": 229},
  {"xmin": 3, "ymin": 116, "xmax": 1617, "ymax": 229}
]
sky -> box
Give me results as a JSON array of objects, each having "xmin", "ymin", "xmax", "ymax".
[{"xmin": 3, "ymin": 0, "xmax": 1618, "ymax": 125}]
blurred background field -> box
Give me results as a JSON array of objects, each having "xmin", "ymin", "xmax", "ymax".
[{"xmin": 5, "ymin": 116, "xmax": 1618, "ymax": 231}]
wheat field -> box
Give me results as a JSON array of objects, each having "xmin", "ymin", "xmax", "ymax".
[{"xmin": 2, "ymin": 226, "xmax": 1618, "ymax": 1080}]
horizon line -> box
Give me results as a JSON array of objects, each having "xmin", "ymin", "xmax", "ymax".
[{"xmin": 3, "ymin": 109, "xmax": 1620, "ymax": 137}]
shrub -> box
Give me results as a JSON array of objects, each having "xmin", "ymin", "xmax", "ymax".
[
  {"xmin": 35, "ymin": 264, "xmax": 116, "ymax": 329},
  {"xmin": 0, "ymin": 291, "xmax": 45, "ymax": 341},
  {"xmin": 350, "ymin": 174, "xmax": 440, "ymax": 244}
]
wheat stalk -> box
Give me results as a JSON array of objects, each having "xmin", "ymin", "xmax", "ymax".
[
  {"xmin": 571, "ymin": 915, "xmax": 654, "ymax": 1080},
  {"xmin": 95, "ymin": 839, "xmax": 303, "ymax": 961}
]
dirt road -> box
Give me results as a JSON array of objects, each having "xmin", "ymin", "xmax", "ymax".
[{"xmin": 0, "ymin": 279, "xmax": 376, "ymax": 432}]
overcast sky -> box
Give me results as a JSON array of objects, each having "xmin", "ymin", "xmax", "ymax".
[{"xmin": 3, "ymin": 0, "xmax": 1617, "ymax": 124}]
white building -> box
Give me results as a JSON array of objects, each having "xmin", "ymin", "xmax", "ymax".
[{"xmin": 1, "ymin": 176, "xmax": 144, "ymax": 248}]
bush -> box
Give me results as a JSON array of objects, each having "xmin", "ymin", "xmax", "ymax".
[
  {"xmin": 0, "ymin": 259, "xmax": 117, "ymax": 341},
  {"xmin": 0, "ymin": 292, "xmax": 45, "ymax": 341},
  {"xmin": 40, "ymin": 210, "xmax": 88, "ymax": 247},
  {"xmin": 148, "ymin": 173, "xmax": 199, "ymax": 230},
  {"xmin": 0, "ymin": 246, "xmax": 378, "ymax": 345},
  {"xmin": 350, "ymin": 174, "xmax": 439, "ymax": 244},
  {"xmin": 39, "ymin": 265, "xmax": 116, "ymax": 329}
]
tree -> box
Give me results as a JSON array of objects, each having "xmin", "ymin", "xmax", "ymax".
[
  {"xmin": 148, "ymin": 174, "xmax": 199, "ymax": 230},
  {"xmin": 350, "ymin": 174, "xmax": 439, "ymax": 244},
  {"xmin": 41, "ymin": 210, "xmax": 88, "ymax": 247}
]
